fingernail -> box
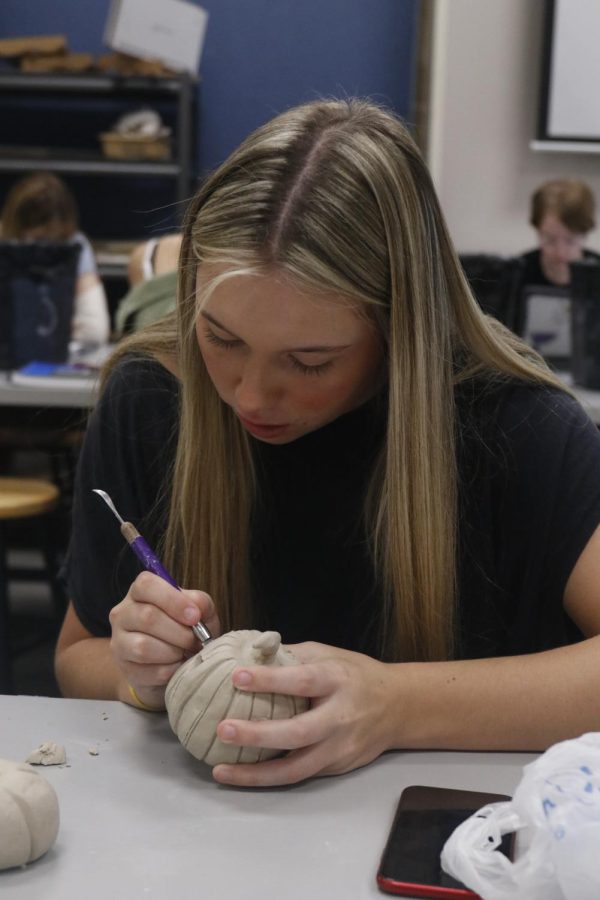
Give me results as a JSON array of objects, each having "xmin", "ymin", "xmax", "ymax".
[
  {"xmin": 183, "ymin": 606, "xmax": 199, "ymax": 624},
  {"xmin": 233, "ymin": 670, "xmax": 252, "ymax": 687},
  {"xmin": 220, "ymin": 724, "xmax": 236, "ymax": 741}
]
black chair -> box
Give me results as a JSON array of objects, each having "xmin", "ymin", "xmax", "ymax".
[
  {"xmin": 571, "ymin": 260, "xmax": 600, "ymax": 389},
  {"xmin": 460, "ymin": 254, "xmax": 525, "ymax": 333},
  {"xmin": 0, "ymin": 241, "xmax": 85, "ymax": 554},
  {"xmin": 0, "ymin": 477, "xmax": 63, "ymax": 694}
]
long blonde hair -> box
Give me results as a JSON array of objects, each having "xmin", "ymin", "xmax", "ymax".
[{"xmin": 107, "ymin": 99, "xmax": 565, "ymax": 661}]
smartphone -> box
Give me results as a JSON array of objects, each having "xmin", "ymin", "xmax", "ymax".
[{"xmin": 376, "ymin": 784, "xmax": 514, "ymax": 899}]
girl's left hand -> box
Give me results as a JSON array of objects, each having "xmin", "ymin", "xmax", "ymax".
[{"xmin": 212, "ymin": 642, "xmax": 396, "ymax": 786}]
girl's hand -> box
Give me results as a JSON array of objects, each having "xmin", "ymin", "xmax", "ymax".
[
  {"xmin": 109, "ymin": 571, "xmax": 220, "ymax": 709},
  {"xmin": 212, "ymin": 642, "xmax": 396, "ymax": 786}
]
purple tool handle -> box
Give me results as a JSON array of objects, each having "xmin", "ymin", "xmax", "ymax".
[{"xmin": 130, "ymin": 535, "xmax": 179, "ymax": 589}]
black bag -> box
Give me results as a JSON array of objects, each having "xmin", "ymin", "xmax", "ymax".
[{"xmin": 0, "ymin": 240, "xmax": 80, "ymax": 370}]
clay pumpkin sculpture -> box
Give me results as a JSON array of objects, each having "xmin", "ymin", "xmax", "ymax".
[
  {"xmin": 165, "ymin": 630, "xmax": 309, "ymax": 765},
  {"xmin": 0, "ymin": 759, "xmax": 60, "ymax": 870}
]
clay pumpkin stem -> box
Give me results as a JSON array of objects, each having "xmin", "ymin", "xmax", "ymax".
[{"xmin": 251, "ymin": 631, "xmax": 281, "ymax": 664}]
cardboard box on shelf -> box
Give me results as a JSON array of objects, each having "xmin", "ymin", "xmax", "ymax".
[
  {"xmin": 20, "ymin": 52, "xmax": 94, "ymax": 74},
  {"xmin": 0, "ymin": 34, "xmax": 67, "ymax": 58},
  {"xmin": 97, "ymin": 51, "xmax": 176, "ymax": 78}
]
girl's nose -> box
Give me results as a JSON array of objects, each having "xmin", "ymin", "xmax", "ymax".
[{"xmin": 234, "ymin": 362, "xmax": 279, "ymax": 415}]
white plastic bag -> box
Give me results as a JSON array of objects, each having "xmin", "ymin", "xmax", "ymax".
[{"xmin": 440, "ymin": 732, "xmax": 600, "ymax": 900}]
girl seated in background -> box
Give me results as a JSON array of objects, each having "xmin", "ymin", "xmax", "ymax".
[
  {"xmin": 1, "ymin": 171, "xmax": 110, "ymax": 345},
  {"xmin": 112, "ymin": 232, "xmax": 182, "ymax": 335},
  {"xmin": 127, "ymin": 231, "xmax": 182, "ymax": 286}
]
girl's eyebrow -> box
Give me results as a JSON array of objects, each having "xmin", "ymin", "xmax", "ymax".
[
  {"xmin": 201, "ymin": 310, "xmax": 238, "ymax": 335},
  {"xmin": 200, "ymin": 310, "xmax": 352, "ymax": 353}
]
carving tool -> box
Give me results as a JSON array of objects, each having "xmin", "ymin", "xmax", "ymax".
[{"xmin": 92, "ymin": 488, "xmax": 212, "ymax": 646}]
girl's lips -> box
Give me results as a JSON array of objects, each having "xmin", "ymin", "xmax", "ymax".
[{"xmin": 237, "ymin": 414, "xmax": 289, "ymax": 438}]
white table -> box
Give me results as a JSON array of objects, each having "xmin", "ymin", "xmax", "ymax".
[
  {"xmin": 0, "ymin": 695, "xmax": 536, "ymax": 900},
  {"xmin": 0, "ymin": 372, "xmax": 97, "ymax": 408},
  {"xmin": 0, "ymin": 346, "xmax": 112, "ymax": 409}
]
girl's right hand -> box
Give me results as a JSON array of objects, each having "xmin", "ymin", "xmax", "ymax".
[{"xmin": 109, "ymin": 571, "xmax": 220, "ymax": 709}]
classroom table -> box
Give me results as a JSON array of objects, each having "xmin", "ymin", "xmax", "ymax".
[
  {"xmin": 0, "ymin": 694, "xmax": 536, "ymax": 900},
  {"xmin": 0, "ymin": 345, "xmax": 112, "ymax": 410},
  {"xmin": 0, "ymin": 371, "xmax": 98, "ymax": 409}
]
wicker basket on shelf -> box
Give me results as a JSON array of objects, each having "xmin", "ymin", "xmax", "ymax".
[{"xmin": 99, "ymin": 131, "xmax": 171, "ymax": 161}]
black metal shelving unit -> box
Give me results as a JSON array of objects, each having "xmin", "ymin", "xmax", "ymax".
[
  {"xmin": 0, "ymin": 71, "xmax": 195, "ymax": 201},
  {"xmin": 0, "ymin": 70, "xmax": 197, "ymax": 286}
]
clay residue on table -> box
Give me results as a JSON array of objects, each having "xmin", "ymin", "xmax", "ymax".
[{"xmin": 25, "ymin": 741, "xmax": 67, "ymax": 766}]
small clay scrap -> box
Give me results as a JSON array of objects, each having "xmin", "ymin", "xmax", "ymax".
[
  {"xmin": 25, "ymin": 741, "xmax": 67, "ymax": 767},
  {"xmin": 88, "ymin": 747, "xmax": 99, "ymax": 756}
]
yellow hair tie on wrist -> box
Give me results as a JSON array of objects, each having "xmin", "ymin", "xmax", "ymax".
[{"xmin": 127, "ymin": 683, "xmax": 160, "ymax": 712}]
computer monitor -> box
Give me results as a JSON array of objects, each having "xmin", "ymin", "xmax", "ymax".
[{"xmin": 521, "ymin": 284, "xmax": 572, "ymax": 370}]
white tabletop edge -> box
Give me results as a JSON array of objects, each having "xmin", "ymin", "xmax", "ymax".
[{"xmin": 0, "ymin": 695, "xmax": 536, "ymax": 900}]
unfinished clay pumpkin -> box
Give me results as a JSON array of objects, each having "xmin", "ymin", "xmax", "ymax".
[
  {"xmin": 0, "ymin": 758, "xmax": 60, "ymax": 870},
  {"xmin": 165, "ymin": 629, "xmax": 309, "ymax": 765}
]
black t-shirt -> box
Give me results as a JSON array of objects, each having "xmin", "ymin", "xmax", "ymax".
[
  {"xmin": 65, "ymin": 356, "xmax": 600, "ymax": 661},
  {"xmin": 519, "ymin": 248, "xmax": 600, "ymax": 289}
]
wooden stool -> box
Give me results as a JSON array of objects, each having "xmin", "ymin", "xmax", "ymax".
[{"xmin": 0, "ymin": 477, "xmax": 60, "ymax": 694}]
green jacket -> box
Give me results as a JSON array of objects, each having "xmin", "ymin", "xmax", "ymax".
[{"xmin": 114, "ymin": 270, "xmax": 177, "ymax": 335}]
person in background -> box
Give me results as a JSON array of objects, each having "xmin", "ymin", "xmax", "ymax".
[
  {"xmin": 56, "ymin": 99, "xmax": 600, "ymax": 788},
  {"xmin": 127, "ymin": 232, "xmax": 182, "ymax": 286},
  {"xmin": 113, "ymin": 232, "xmax": 181, "ymax": 336},
  {"xmin": 520, "ymin": 178, "xmax": 600, "ymax": 287},
  {"xmin": 1, "ymin": 171, "xmax": 110, "ymax": 344}
]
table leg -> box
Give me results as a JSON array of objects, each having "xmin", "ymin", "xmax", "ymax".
[{"xmin": 0, "ymin": 524, "xmax": 14, "ymax": 693}]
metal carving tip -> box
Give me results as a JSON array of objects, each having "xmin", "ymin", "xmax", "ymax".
[{"xmin": 92, "ymin": 488, "xmax": 125, "ymax": 525}]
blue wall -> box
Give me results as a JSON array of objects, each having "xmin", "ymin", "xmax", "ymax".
[{"xmin": 0, "ymin": 0, "xmax": 420, "ymax": 175}]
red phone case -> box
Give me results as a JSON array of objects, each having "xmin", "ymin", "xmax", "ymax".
[
  {"xmin": 376, "ymin": 785, "xmax": 511, "ymax": 899},
  {"xmin": 376, "ymin": 873, "xmax": 478, "ymax": 899}
]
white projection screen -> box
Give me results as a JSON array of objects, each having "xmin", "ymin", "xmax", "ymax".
[{"xmin": 539, "ymin": 0, "xmax": 600, "ymax": 142}]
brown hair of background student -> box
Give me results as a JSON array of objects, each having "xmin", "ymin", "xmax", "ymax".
[
  {"xmin": 529, "ymin": 178, "xmax": 596, "ymax": 234},
  {"xmin": 1, "ymin": 171, "xmax": 78, "ymax": 241}
]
